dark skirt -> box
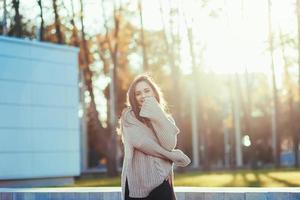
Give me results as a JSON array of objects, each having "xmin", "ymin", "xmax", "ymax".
[{"xmin": 125, "ymin": 178, "xmax": 175, "ymax": 200}]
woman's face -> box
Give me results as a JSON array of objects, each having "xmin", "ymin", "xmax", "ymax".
[{"xmin": 135, "ymin": 81, "xmax": 155, "ymax": 108}]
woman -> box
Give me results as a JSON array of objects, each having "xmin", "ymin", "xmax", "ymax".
[{"xmin": 119, "ymin": 74, "xmax": 191, "ymax": 200}]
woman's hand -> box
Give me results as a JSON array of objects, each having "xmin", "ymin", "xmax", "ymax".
[
  {"xmin": 139, "ymin": 96, "xmax": 164, "ymax": 120},
  {"xmin": 169, "ymin": 149, "xmax": 191, "ymax": 167}
]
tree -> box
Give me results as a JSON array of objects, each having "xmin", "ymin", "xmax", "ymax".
[
  {"xmin": 100, "ymin": 0, "xmax": 120, "ymax": 177},
  {"xmin": 12, "ymin": 0, "xmax": 21, "ymax": 37},
  {"xmin": 37, "ymin": 0, "xmax": 44, "ymax": 41},
  {"xmin": 267, "ymin": 0, "xmax": 280, "ymax": 167},
  {"xmin": 2, "ymin": 0, "xmax": 8, "ymax": 35},
  {"xmin": 183, "ymin": 13, "xmax": 200, "ymax": 169},
  {"xmin": 295, "ymin": 0, "xmax": 300, "ymax": 167},
  {"xmin": 138, "ymin": 0, "xmax": 148, "ymax": 71},
  {"xmin": 52, "ymin": 0, "xmax": 64, "ymax": 44},
  {"xmin": 78, "ymin": 0, "xmax": 109, "ymax": 172}
]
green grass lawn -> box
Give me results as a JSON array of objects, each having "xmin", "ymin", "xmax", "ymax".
[{"xmin": 67, "ymin": 168, "xmax": 300, "ymax": 187}]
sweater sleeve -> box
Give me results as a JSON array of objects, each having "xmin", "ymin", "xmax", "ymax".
[
  {"xmin": 123, "ymin": 124, "xmax": 173, "ymax": 161},
  {"xmin": 120, "ymin": 107, "xmax": 191, "ymax": 167},
  {"xmin": 139, "ymin": 96, "xmax": 179, "ymax": 151}
]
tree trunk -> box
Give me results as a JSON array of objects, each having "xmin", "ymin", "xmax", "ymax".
[
  {"xmin": 279, "ymin": 30, "xmax": 296, "ymax": 167},
  {"xmin": 228, "ymin": 76, "xmax": 236, "ymax": 169},
  {"xmin": 52, "ymin": 0, "xmax": 63, "ymax": 44},
  {"xmin": 37, "ymin": 0, "xmax": 44, "ymax": 41},
  {"xmin": 234, "ymin": 74, "xmax": 243, "ymax": 168},
  {"xmin": 69, "ymin": 0, "xmax": 79, "ymax": 47},
  {"xmin": 12, "ymin": 0, "xmax": 22, "ymax": 37},
  {"xmin": 186, "ymin": 25, "xmax": 200, "ymax": 169},
  {"xmin": 295, "ymin": 0, "xmax": 300, "ymax": 167},
  {"xmin": 268, "ymin": 0, "xmax": 280, "ymax": 167},
  {"xmin": 2, "ymin": 0, "xmax": 8, "ymax": 35},
  {"xmin": 100, "ymin": 0, "xmax": 121, "ymax": 177},
  {"xmin": 138, "ymin": 0, "xmax": 149, "ymax": 71}
]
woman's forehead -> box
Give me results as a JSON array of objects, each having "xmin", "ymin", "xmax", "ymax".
[{"xmin": 135, "ymin": 81, "xmax": 151, "ymax": 92}]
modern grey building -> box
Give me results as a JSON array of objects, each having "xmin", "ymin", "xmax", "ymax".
[{"xmin": 0, "ymin": 36, "xmax": 83, "ymax": 187}]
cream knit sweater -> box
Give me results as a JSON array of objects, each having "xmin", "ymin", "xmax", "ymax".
[{"xmin": 120, "ymin": 96, "xmax": 191, "ymax": 199}]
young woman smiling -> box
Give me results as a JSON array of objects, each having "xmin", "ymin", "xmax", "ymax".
[{"xmin": 119, "ymin": 75, "xmax": 191, "ymax": 200}]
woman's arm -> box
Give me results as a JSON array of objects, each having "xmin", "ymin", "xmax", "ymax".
[
  {"xmin": 139, "ymin": 96, "xmax": 179, "ymax": 151},
  {"xmin": 123, "ymin": 124, "xmax": 190, "ymax": 167},
  {"xmin": 123, "ymin": 125, "xmax": 172, "ymax": 160}
]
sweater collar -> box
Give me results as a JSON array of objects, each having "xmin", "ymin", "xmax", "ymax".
[
  {"xmin": 122, "ymin": 107, "xmax": 144, "ymax": 127},
  {"xmin": 121, "ymin": 107, "xmax": 155, "ymax": 132}
]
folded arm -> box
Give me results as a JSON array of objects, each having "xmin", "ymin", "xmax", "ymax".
[
  {"xmin": 123, "ymin": 125, "xmax": 191, "ymax": 167},
  {"xmin": 123, "ymin": 124, "xmax": 173, "ymax": 161}
]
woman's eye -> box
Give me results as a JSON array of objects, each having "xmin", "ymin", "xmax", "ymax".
[{"xmin": 145, "ymin": 90, "xmax": 150, "ymax": 93}]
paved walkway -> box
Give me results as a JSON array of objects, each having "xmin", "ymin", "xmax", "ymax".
[{"xmin": 0, "ymin": 187, "xmax": 300, "ymax": 199}]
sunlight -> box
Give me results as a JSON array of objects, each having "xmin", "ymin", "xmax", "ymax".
[
  {"xmin": 140, "ymin": 0, "xmax": 296, "ymax": 75},
  {"xmin": 19, "ymin": 0, "xmax": 296, "ymax": 75},
  {"xmin": 179, "ymin": 0, "xmax": 270, "ymax": 74}
]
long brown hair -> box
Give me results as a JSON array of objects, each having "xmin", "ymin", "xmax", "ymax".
[{"xmin": 125, "ymin": 74, "xmax": 169, "ymax": 125}]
